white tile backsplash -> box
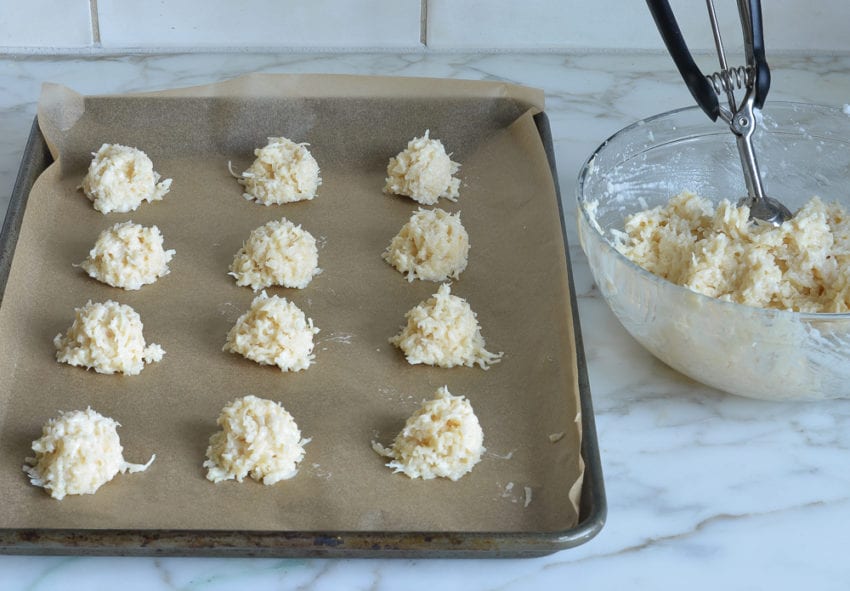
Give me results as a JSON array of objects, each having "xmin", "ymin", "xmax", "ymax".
[
  {"xmin": 97, "ymin": 0, "xmax": 422, "ymax": 49},
  {"xmin": 427, "ymin": 0, "xmax": 850, "ymax": 53},
  {"xmin": 0, "ymin": 0, "xmax": 92, "ymax": 48},
  {"xmin": 427, "ymin": 0, "xmax": 659, "ymax": 50},
  {"xmin": 0, "ymin": 0, "xmax": 848, "ymax": 52}
]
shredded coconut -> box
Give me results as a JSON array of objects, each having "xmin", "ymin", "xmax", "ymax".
[
  {"xmin": 372, "ymin": 386, "xmax": 484, "ymax": 480},
  {"xmin": 229, "ymin": 218, "xmax": 320, "ymax": 290},
  {"xmin": 223, "ymin": 291, "xmax": 319, "ymax": 371},
  {"xmin": 615, "ymin": 192, "xmax": 850, "ymax": 313},
  {"xmin": 383, "ymin": 208, "xmax": 469, "ymax": 282},
  {"xmin": 54, "ymin": 300, "xmax": 164, "ymax": 375},
  {"xmin": 390, "ymin": 283, "xmax": 502, "ymax": 369},
  {"xmin": 79, "ymin": 221, "xmax": 175, "ymax": 290},
  {"xmin": 80, "ymin": 143, "xmax": 171, "ymax": 214},
  {"xmin": 235, "ymin": 137, "xmax": 321, "ymax": 205},
  {"xmin": 204, "ymin": 395, "xmax": 306, "ymax": 485},
  {"xmin": 384, "ymin": 130, "xmax": 460, "ymax": 205},
  {"xmin": 23, "ymin": 408, "xmax": 155, "ymax": 500}
]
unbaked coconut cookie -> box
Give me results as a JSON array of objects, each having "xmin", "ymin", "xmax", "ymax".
[
  {"xmin": 389, "ymin": 283, "xmax": 502, "ymax": 369},
  {"xmin": 223, "ymin": 291, "xmax": 319, "ymax": 372},
  {"xmin": 229, "ymin": 218, "xmax": 320, "ymax": 290},
  {"xmin": 384, "ymin": 130, "xmax": 460, "ymax": 205},
  {"xmin": 204, "ymin": 395, "xmax": 306, "ymax": 485},
  {"xmin": 383, "ymin": 207, "xmax": 469, "ymax": 282},
  {"xmin": 372, "ymin": 386, "xmax": 484, "ymax": 481},
  {"xmin": 23, "ymin": 408, "xmax": 155, "ymax": 500},
  {"xmin": 80, "ymin": 143, "xmax": 172, "ymax": 214},
  {"xmin": 234, "ymin": 137, "xmax": 321, "ymax": 205},
  {"xmin": 80, "ymin": 221, "xmax": 175, "ymax": 290},
  {"xmin": 54, "ymin": 300, "xmax": 164, "ymax": 375}
]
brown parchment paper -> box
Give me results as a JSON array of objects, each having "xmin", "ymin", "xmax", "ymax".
[{"xmin": 0, "ymin": 74, "xmax": 581, "ymax": 534}]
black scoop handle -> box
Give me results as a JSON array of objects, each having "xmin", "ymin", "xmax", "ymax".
[{"xmin": 646, "ymin": 0, "xmax": 770, "ymax": 119}]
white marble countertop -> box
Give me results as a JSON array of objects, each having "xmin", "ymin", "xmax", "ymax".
[{"xmin": 2, "ymin": 51, "xmax": 850, "ymax": 590}]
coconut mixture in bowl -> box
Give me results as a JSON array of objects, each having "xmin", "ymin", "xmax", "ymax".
[{"xmin": 577, "ymin": 102, "xmax": 850, "ymax": 401}]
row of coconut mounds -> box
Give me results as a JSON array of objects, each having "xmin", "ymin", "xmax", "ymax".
[
  {"xmin": 27, "ymin": 132, "xmax": 498, "ymax": 500},
  {"xmin": 375, "ymin": 132, "xmax": 497, "ymax": 483}
]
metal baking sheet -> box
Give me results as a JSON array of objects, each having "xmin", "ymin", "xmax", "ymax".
[{"xmin": 0, "ymin": 76, "xmax": 605, "ymax": 557}]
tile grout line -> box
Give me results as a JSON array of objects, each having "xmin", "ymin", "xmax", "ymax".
[
  {"xmin": 89, "ymin": 0, "xmax": 101, "ymax": 46},
  {"xmin": 420, "ymin": 0, "xmax": 427, "ymax": 47}
]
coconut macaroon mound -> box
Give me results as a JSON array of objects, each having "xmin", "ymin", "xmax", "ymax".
[
  {"xmin": 372, "ymin": 386, "xmax": 484, "ymax": 481},
  {"xmin": 54, "ymin": 300, "xmax": 164, "ymax": 375},
  {"xmin": 204, "ymin": 395, "xmax": 307, "ymax": 485},
  {"xmin": 23, "ymin": 408, "xmax": 155, "ymax": 500},
  {"xmin": 80, "ymin": 143, "xmax": 172, "ymax": 214},
  {"xmin": 229, "ymin": 218, "xmax": 321, "ymax": 290},
  {"xmin": 79, "ymin": 221, "xmax": 175, "ymax": 290},
  {"xmin": 389, "ymin": 283, "xmax": 502, "ymax": 369},
  {"xmin": 234, "ymin": 137, "xmax": 321, "ymax": 205},
  {"xmin": 384, "ymin": 130, "xmax": 461, "ymax": 205},
  {"xmin": 223, "ymin": 291, "xmax": 319, "ymax": 372},
  {"xmin": 383, "ymin": 208, "xmax": 469, "ymax": 282}
]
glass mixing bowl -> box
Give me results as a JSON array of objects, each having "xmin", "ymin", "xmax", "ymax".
[{"xmin": 576, "ymin": 102, "xmax": 850, "ymax": 401}]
